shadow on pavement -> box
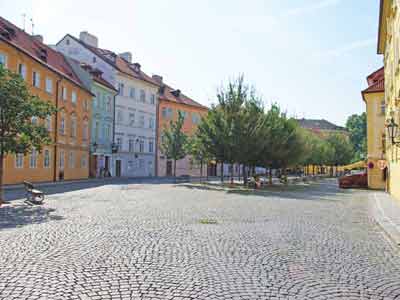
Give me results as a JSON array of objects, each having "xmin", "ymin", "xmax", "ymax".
[
  {"xmin": 0, "ymin": 203, "xmax": 64, "ymax": 231},
  {"xmin": 177, "ymin": 179, "xmax": 353, "ymax": 202}
]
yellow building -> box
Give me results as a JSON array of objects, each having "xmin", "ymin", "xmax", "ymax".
[
  {"xmin": 362, "ymin": 67, "xmax": 387, "ymax": 190},
  {"xmin": 378, "ymin": 0, "xmax": 400, "ymax": 201},
  {"xmin": 0, "ymin": 16, "xmax": 93, "ymax": 184}
]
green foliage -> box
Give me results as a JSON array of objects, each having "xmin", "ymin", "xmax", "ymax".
[
  {"xmin": 325, "ymin": 133, "xmax": 354, "ymax": 166},
  {"xmin": 346, "ymin": 113, "xmax": 366, "ymax": 162},
  {"xmin": 0, "ymin": 64, "xmax": 57, "ymax": 203},
  {"xmin": 0, "ymin": 65, "xmax": 56, "ymax": 155},
  {"xmin": 160, "ymin": 112, "xmax": 188, "ymax": 176}
]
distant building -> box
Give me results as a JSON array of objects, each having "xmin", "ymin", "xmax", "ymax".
[
  {"xmin": 153, "ymin": 75, "xmax": 208, "ymax": 177},
  {"xmin": 362, "ymin": 67, "xmax": 386, "ymax": 190},
  {"xmin": 0, "ymin": 16, "xmax": 93, "ymax": 184},
  {"xmin": 296, "ymin": 118, "xmax": 348, "ymax": 138},
  {"xmin": 57, "ymin": 32, "xmax": 159, "ymax": 177}
]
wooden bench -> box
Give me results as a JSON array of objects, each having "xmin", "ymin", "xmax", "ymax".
[{"xmin": 23, "ymin": 181, "xmax": 44, "ymax": 205}]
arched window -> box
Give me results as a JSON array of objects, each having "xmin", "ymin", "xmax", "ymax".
[{"xmin": 82, "ymin": 119, "xmax": 89, "ymax": 141}]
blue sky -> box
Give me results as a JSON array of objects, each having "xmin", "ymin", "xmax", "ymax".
[{"xmin": 1, "ymin": 0, "xmax": 382, "ymax": 125}]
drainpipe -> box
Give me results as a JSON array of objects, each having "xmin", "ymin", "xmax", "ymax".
[
  {"xmin": 112, "ymin": 93, "xmax": 117, "ymax": 176},
  {"xmin": 53, "ymin": 78, "xmax": 62, "ymax": 182},
  {"xmin": 155, "ymin": 97, "xmax": 160, "ymax": 177}
]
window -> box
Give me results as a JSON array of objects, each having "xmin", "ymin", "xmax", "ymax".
[
  {"xmin": 118, "ymin": 83, "xmax": 124, "ymax": 96},
  {"xmin": 105, "ymin": 125, "xmax": 111, "ymax": 140},
  {"xmin": 45, "ymin": 77, "xmax": 53, "ymax": 94},
  {"xmin": 178, "ymin": 110, "xmax": 187, "ymax": 119},
  {"xmin": 46, "ymin": 115, "xmax": 52, "ymax": 131},
  {"xmin": 70, "ymin": 115, "xmax": 77, "ymax": 138},
  {"xmin": 60, "ymin": 113, "xmax": 66, "ymax": 135},
  {"xmin": 380, "ymin": 100, "xmax": 386, "ymax": 115},
  {"xmin": 66, "ymin": 39, "xmax": 70, "ymax": 45},
  {"xmin": 18, "ymin": 63, "xmax": 27, "ymax": 80},
  {"xmin": 139, "ymin": 115, "xmax": 145, "ymax": 127},
  {"xmin": 71, "ymin": 91, "xmax": 77, "ymax": 105},
  {"xmin": 44, "ymin": 149, "xmax": 50, "ymax": 168},
  {"xmin": 81, "ymin": 155, "xmax": 87, "ymax": 168},
  {"xmin": 62, "ymin": 87, "xmax": 67, "ymax": 101},
  {"xmin": 29, "ymin": 149, "xmax": 37, "ymax": 168},
  {"xmin": 83, "ymin": 99, "xmax": 89, "ymax": 111},
  {"xmin": 83, "ymin": 121, "xmax": 89, "ymax": 141},
  {"xmin": 31, "ymin": 116, "xmax": 38, "ymax": 125},
  {"xmin": 106, "ymin": 96, "xmax": 112, "ymax": 112},
  {"xmin": 149, "ymin": 117, "xmax": 154, "ymax": 129},
  {"xmin": 59, "ymin": 150, "xmax": 65, "ymax": 169},
  {"xmin": 32, "ymin": 71, "xmax": 40, "ymax": 88},
  {"xmin": 129, "ymin": 139, "xmax": 135, "ymax": 152},
  {"xmin": 192, "ymin": 113, "xmax": 200, "ymax": 124},
  {"xmin": 150, "ymin": 94, "xmax": 155, "ymax": 105},
  {"xmin": 139, "ymin": 139, "xmax": 144, "ymax": 153},
  {"xmin": 15, "ymin": 154, "xmax": 24, "ymax": 168},
  {"xmin": 117, "ymin": 110, "xmax": 124, "ymax": 123},
  {"xmin": 140, "ymin": 90, "xmax": 146, "ymax": 103},
  {"xmin": 0, "ymin": 53, "xmax": 7, "ymax": 66},
  {"xmin": 129, "ymin": 113, "xmax": 135, "ymax": 126},
  {"xmin": 162, "ymin": 107, "xmax": 167, "ymax": 118},
  {"xmin": 149, "ymin": 140, "xmax": 154, "ymax": 153},
  {"xmin": 95, "ymin": 121, "xmax": 99, "ymax": 140},
  {"xmin": 129, "ymin": 87, "xmax": 136, "ymax": 99},
  {"xmin": 128, "ymin": 161, "xmax": 134, "ymax": 170},
  {"xmin": 69, "ymin": 151, "xmax": 75, "ymax": 168},
  {"xmin": 92, "ymin": 56, "xmax": 96, "ymax": 63},
  {"xmin": 116, "ymin": 137, "xmax": 123, "ymax": 151},
  {"xmin": 162, "ymin": 107, "xmax": 174, "ymax": 119}
]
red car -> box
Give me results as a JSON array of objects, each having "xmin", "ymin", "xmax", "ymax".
[{"xmin": 338, "ymin": 172, "xmax": 368, "ymax": 189}]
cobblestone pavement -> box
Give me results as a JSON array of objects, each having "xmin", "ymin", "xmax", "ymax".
[{"xmin": 1, "ymin": 179, "xmax": 400, "ymax": 300}]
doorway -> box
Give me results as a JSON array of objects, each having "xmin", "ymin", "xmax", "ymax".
[
  {"xmin": 166, "ymin": 161, "xmax": 173, "ymax": 176},
  {"xmin": 115, "ymin": 160, "xmax": 122, "ymax": 177}
]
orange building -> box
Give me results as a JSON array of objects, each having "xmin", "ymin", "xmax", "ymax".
[
  {"xmin": 152, "ymin": 75, "xmax": 208, "ymax": 177},
  {"xmin": 0, "ymin": 17, "xmax": 93, "ymax": 184}
]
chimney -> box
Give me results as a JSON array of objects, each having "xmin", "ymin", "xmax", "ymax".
[
  {"xmin": 119, "ymin": 52, "xmax": 132, "ymax": 63},
  {"xmin": 132, "ymin": 63, "xmax": 141, "ymax": 73},
  {"xmin": 171, "ymin": 89, "xmax": 181, "ymax": 98},
  {"xmin": 152, "ymin": 74, "xmax": 163, "ymax": 85},
  {"xmin": 32, "ymin": 34, "xmax": 43, "ymax": 43},
  {"xmin": 79, "ymin": 31, "xmax": 98, "ymax": 48}
]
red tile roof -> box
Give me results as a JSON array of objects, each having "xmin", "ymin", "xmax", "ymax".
[
  {"xmin": 63, "ymin": 34, "xmax": 159, "ymax": 87},
  {"xmin": 362, "ymin": 67, "xmax": 384, "ymax": 99},
  {"xmin": 0, "ymin": 16, "xmax": 89, "ymax": 92},
  {"xmin": 159, "ymin": 84, "xmax": 208, "ymax": 110}
]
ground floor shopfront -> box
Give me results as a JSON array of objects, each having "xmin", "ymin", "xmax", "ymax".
[{"xmin": 111, "ymin": 153, "xmax": 155, "ymax": 178}]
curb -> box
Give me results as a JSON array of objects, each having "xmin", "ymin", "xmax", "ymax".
[{"xmin": 371, "ymin": 192, "xmax": 400, "ymax": 246}]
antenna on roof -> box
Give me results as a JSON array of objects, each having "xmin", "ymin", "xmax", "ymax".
[
  {"xmin": 22, "ymin": 13, "xmax": 26, "ymax": 31},
  {"xmin": 30, "ymin": 18, "xmax": 34, "ymax": 35}
]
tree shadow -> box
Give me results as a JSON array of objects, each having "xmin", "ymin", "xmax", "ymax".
[
  {"xmin": 177, "ymin": 179, "xmax": 354, "ymax": 202},
  {"xmin": 0, "ymin": 203, "xmax": 64, "ymax": 231}
]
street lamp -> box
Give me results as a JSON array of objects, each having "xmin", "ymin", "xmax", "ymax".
[
  {"xmin": 386, "ymin": 117, "xmax": 400, "ymax": 146},
  {"xmin": 111, "ymin": 142, "xmax": 119, "ymax": 153}
]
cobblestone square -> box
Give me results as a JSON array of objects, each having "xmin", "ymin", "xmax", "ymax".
[{"xmin": 1, "ymin": 180, "xmax": 400, "ymax": 300}]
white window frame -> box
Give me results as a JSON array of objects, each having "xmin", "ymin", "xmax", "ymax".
[
  {"xmin": 150, "ymin": 94, "xmax": 155, "ymax": 105},
  {"xmin": 15, "ymin": 153, "xmax": 24, "ymax": 168},
  {"xmin": 71, "ymin": 91, "xmax": 77, "ymax": 105},
  {"xmin": 45, "ymin": 77, "xmax": 53, "ymax": 94},
  {"xmin": 59, "ymin": 150, "xmax": 65, "ymax": 169},
  {"xmin": 69, "ymin": 151, "xmax": 75, "ymax": 168},
  {"xmin": 129, "ymin": 87, "xmax": 136, "ymax": 99},
  {"xmin": 43, "ymin": 149, "xmax": 50, "ymax": 168},
  {"xmin": 0, "ymin": 53, "xmax": 7, "ymax": 67},
  {"xmin": 62, "ymin": 87, "xmax": 67, "ymax": 101},
  {"xmin": 18, "ymin": 63, "xmax": 27, "ymax": 80},
  {"xmin": 140, "ymin": 90, "xmax": 146, "ymax": 103},
  {"xmin": 29, "ymin": 149, "xmax": 37, "ymax": 168},
  {"xmin": 33, "ymin": 71, "xmax": 40, "ymax": 88}
]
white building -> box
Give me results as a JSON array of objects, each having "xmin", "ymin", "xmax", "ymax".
[{"xmin": 57, "ymin": 32, "xmax": 159, "ymax": 177}]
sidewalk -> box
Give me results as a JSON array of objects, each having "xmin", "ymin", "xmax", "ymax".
[{"xmin": 370, "ymin": 191, "xmax": 400, "ymax": 246}]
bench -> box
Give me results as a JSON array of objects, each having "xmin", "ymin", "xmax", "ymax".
[{"xmin": 23, "ymin": 181, "xmax": 44, "ymax": 205}]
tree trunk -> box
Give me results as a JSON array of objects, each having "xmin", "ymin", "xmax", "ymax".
[
  {"xmin": 243, "ymin": 165, "xmax": 247, "ymax": 185},
  {"xmin": 220, "ymin": 162, "xmax": 224, "ymax": 183},
  {"xmin": 0, "ymin": 151, "xmax": 4, "ymax": 206},
  {"xmin": 230, "ymin": 164, "xmax": 234, "ymax": 184},
  {"xmin": 200, "ymin": 160, "xmax": 203, "ymax": 183},
  {"xmin": 269, "ymin": 167, "xmax": 273, "ymax": 185},
  {"xmin": 173, "ymin": 159, "xmax": 177, "ymax": 178}
]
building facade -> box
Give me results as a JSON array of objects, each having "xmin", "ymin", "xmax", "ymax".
[
  {"xmin": 362, "ymin": 67, "xmax": 387, "ymax": 190},
  {"xmin": 0, "ymin": 16, "xmax": 92, "ymax": 184},
  {"xmin": 57, "ymin": 32, "xmax": 159, "ymax": 177},
  {"xmin": 378, "ymin": 0, "xmax": 400, "ymax": 201},
  {"xmin": 154, "ymin": 76, "xmax": 208, "ymax": 177}
]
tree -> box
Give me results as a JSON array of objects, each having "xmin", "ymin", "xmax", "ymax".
[
  {"xmin": 326, "ymin": 133, "xmax": 354, "ymax": 175},
  {"xmin": 0, "ymin": 65, "xmax": 56, "ymax": 205},
  {"xmin": 160, "ymin": 112, "xmax": 188, "ymax": 177},
  {"xmin": 346, "ymin": 113, "xmax": 367, "ymax": 162},
  {"xmin": 186, "ymin": 135, "xmax": 211, "ymax": 182}
]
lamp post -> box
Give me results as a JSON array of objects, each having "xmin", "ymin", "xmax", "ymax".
[{"xmin": 386, "ymin": 117, "xmax": 400, "ymax": 146}]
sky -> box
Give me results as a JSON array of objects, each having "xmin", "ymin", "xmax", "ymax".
[{"xmin": 1, "ymin": 0, "xmax": 382, "ymax": 126}]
